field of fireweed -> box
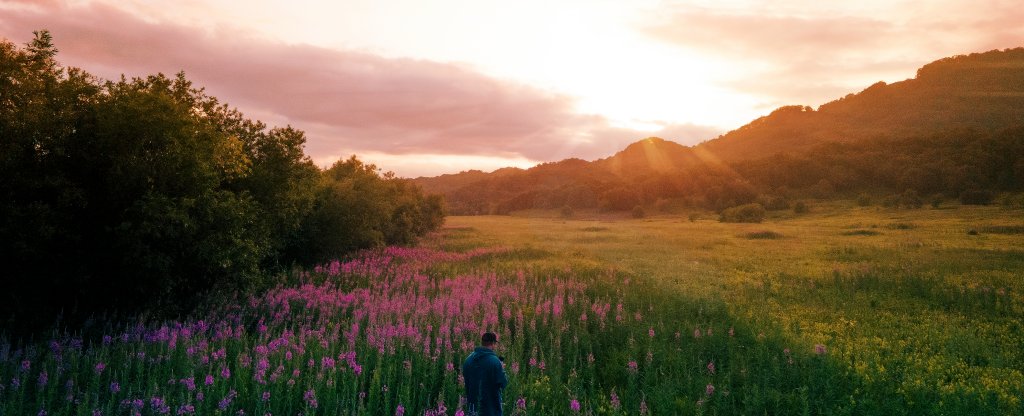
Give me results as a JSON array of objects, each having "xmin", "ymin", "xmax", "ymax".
[
  {"xmin": 0, "ymin": 246, "xmax": 847, "ymax": 416},
  {"xmin": 2, "ymin": 202, "xmax": 1023, "ymax": 415}
]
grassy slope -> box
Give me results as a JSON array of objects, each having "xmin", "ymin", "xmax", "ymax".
[{"xmin": 436, "ymin": 202, "xmax": 1024, "ymax": 412}]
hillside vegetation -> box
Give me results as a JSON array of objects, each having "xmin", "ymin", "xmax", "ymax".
[{"xmin": 417, "ymin": 48, "xmax": 1024, "ymax": 215}]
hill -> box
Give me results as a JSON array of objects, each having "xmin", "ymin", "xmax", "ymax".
[
  {"xmin": 416, "ymin": 48, "xmax": 1024, "ymax": 215},
  {"xmin": 699, "ymin": 48, "xmax": 1024, "ymax": 161}
]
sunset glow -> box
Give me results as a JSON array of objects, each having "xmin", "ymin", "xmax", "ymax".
[{"xmin": 1, "ymin": 0, "xmax": 1021, "ymax": 176}]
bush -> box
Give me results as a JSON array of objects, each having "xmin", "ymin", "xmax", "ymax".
[
  {"xmin": 632, "ymin": 205, "xmax": 646, "ymax": 219},
  {"xmin": 960, "ymin": 189, "xmax": 995, "ymax": 205},
  {"xmin": 654, "ymin": 198, "xmax": 670, "ymax": 213},
  {"xmin": 856, "ymin": 193, "xmax": 872, "ymax": 206},
  {"xmin": 720, "ymin": 203, "xmax": 766, "ymax": 223},
  {"xmin": 883, "ymin": 190, "xmax": 923, "ymax": 209},
  {"xmin": 0, "ymin": 33, "xmax": 445, "ymax": 333},
  {"xmin": 745, "ymin": 230, "xmax": 783, "ymax": 239},
  {"xmin": 899, "ymin": 190, "xmax": 924, "ymax": 208},
  {"xmin": 881, "ymin": 195, "xmax": 899, "ymax": 208},
  {"xmin": 757, "ymin": 194, "xmax": 790, "ymax": 211},
  {"xmin": 793, "ymin": 201, "xmax": 809, "ymax": 214},
  {"xmin": 842, "ymin": 229, "xmax": 881, "ymax": 236},
  {"xmin": 560, "ymin": 205, "xmax": 574, "ymax": 219}
]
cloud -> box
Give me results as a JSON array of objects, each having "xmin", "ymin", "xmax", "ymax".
[
  {"xmin": 646, "ymin": 12, "xmax": 893, "ymax": 62},
  {"xmin": 1, "ymin": 1, "xmax": 714, "ymax": 173},
  {"xmin": 642, "ymin": 1, "xmax": 1024, "ymax": 108}
]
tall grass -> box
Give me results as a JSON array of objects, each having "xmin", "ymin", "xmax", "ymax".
[{"xmin": 2, "ymin": 203, "xmax": 1023, "ymax": 415}]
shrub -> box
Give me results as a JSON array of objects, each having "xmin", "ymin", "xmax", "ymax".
[
  {"xmin": 793, "ymin": 201, "xmax": 809, "ymax": 214},
  {"xmin": 654, "ymin": 198, "xmax": 670, "ymax": 213},
  {"xmin": 886, "ymin": 222, "xmax": 916, "ymax": 230},
  {"xmin": 745, "ymin": 230, "xmax": 783, "ymax": 239},
  {"xmin": 757, "ymin": 194, "xmax": 790, "ymax": 211},
  {"xmin": 960, "ymin": 189, "xmax": 995, "ymax": 205},
  {"xmin": 979, "ymin": 225, "xmax": 1024, "ymax": 234},
  {"xmin": 842, "ymin": 230, "xmax": 881, "ymax": 236},
  {"xmin": 883, "ymin": 190, "xmax": 923, "ymax": 209},
  {"xmin": 560, "ymin": 205, "xmax": 574, "ymax": 219},
  {"xmin": 881, "ymin": 195, "xmax": 899, "ymax": 208},
  {"xmin": 899, "ymin": 190, "xmax": 923, "ymax": 208},
  {"xmin": 632, "ymin": 205, "xmax": 646, "ymax": 219},
  {"xmin": 856, "ymin": 193, "xmax": 872, "ymax": 207},
  {"xmin": 720, "ymin": 203, "xmax": 766, "ymax": 223}
]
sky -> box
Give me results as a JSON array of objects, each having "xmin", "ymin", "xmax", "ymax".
[{"xmin": 1, "ymin": 0, "xmax": 1022, "ymax": 177}]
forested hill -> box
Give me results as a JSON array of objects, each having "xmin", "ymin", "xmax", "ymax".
[
  {"xmin": 416, "ymin": 48, "xmax": 1024, "ymax": 215},
  {"xmin": 700, "ymin": 47, "xmax": 1024, "ymax": 161}
]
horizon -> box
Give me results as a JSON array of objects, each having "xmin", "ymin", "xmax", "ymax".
[{"xmin": 2, "ymin": 0, "xmax": 1021, "ymax": 177}]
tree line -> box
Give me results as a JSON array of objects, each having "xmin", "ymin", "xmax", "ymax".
[
  {"xmin": 0, "ymin": 32, "xmax": 443, "ymax": 334},
  {"xmin": 427, "ymin": 127, "xmax": 1023, "ymax": 216}
]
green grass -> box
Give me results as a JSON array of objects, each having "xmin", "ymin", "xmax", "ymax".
[
  {"xmin": 3, "ymin": 201, "xmax": 1021, "ymax": 415},
  {"xmin": 434, "ymin": 201, "xmax": 1024, "ymax": 414}
]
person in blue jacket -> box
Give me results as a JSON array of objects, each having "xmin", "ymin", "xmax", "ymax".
[{"xmin": 463, "ymin": 332, "xmax": 508, "ymax": 415}]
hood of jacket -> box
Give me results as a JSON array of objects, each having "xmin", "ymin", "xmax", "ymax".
[{"xmin": 469, "ymin": 346, "xmax": 497, "ymax": 363}]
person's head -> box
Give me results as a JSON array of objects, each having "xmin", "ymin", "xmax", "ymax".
[{"xmin": 481, "ymin": 332, "xmax": 498, "ymax": 348}]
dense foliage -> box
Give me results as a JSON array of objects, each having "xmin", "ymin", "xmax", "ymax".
[
  {"xmin": 718, "ymin": 203, "xmax": 765, "ymax": 223},
  {"xmin": 0, "ymin": 32, "xmax": 443, "ymax": 333}
]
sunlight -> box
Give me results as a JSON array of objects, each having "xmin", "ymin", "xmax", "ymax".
[{"xmin": 313, "ymin": 151, "xmax": 539, "ymax": 178}]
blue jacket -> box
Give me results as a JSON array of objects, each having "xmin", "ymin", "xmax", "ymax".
[{"xmin": 462, "ymin": 346, "xmax": 508, "ymax": 416}]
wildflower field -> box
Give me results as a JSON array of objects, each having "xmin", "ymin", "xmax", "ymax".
[{"xmin": 2, "ymin": 202, "xmax": 1023, "ymax": 415}]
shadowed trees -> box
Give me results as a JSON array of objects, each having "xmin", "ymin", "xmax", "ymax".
[{"xmin": 0, "ymin": 32, "xmax": 444, "ymax": 333}]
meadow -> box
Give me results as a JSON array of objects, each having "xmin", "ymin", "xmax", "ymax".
[{"xmin": 2, "ymin": 201, "xmax": 1022, "ymax": 415}]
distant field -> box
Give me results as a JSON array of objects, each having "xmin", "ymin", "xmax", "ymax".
[
  {"xmin": 1, "ymin": 202, "xmax": 1021, "ymax": 415},
  {"xmin": 438, "ymin": 202, "xmax": 1024, "ymax": 414}
]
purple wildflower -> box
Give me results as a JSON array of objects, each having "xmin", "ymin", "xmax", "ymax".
[
  {"xmin": 627, "ymin": 360, "xmax": 638, "ymax": 374},
  {"xmin": 304, "ymin": 389, "xmax": 318, "ymax": 409}
]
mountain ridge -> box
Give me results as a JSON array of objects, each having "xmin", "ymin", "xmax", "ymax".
[{"xmin": 415, "ymin": 48, "xmax": 1024, "ymax": 214}]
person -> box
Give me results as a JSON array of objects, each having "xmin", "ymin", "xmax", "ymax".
[{"xmin": 462, "ymin": 332, "xmax": 508, "ymax": 416}]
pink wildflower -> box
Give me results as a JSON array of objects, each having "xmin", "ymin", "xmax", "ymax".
[{"xmin": 814, "ymin": 344, "xmax": 827, "ymax": 355}]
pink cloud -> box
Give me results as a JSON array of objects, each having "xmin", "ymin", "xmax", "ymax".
[
  {"xmin": 2, "ymin": 2, "xmax": 711, "ymax": 168},
  {"xmin": 643, "ymin": 4, "xmax": 1024, "ymax": 108}
]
